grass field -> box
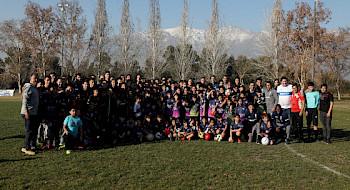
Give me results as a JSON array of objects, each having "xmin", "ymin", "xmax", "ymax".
[{"xmin": 0, "ymin": 97, "xmax": 349, "ymax": 189}]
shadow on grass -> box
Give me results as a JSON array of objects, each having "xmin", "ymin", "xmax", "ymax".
[
  {"xmin": 298, "ymin": 128, "xmax": 350, "ymax": 142},
  {"xmin": 0, "ymin": 157, "xmax": 39, "ymax": 163},
  {"xmin": 0, "ymin": 135, "xmax": 25, "ymax": 141},
  {"xmin": 330, "ymin": 129, "xmax": 350, "ymax": 142}
]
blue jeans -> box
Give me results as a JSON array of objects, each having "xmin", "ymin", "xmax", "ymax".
[
  {"xmin": 22, "ymin": 114, "xmax": 39, "ymax": 151},
  {"xmin": 282, "ymin": 108, "xmax": 291, "ymax": 120}
]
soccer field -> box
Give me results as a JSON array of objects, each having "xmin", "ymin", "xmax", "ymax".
[{"xmin": 0, "ymin": 97, "xmax": 349, "ymax": 189}]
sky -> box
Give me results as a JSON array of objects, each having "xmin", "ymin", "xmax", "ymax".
[{"xmin": 0, "ymin": 0, "xmax": 349, "ymax": 33}]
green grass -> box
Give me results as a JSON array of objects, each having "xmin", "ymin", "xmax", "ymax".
[{"xmin": 0, "ymin": 98, "xmax": 349, "ymax": 189}]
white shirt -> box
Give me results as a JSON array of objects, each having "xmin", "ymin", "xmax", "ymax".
[{"xmin": 277, "ymin": 84, "xmax": 293, "ymax": 109}]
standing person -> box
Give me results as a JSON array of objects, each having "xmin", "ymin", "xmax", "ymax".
[
  {"xmin": 21, "ymin": 74, "xmax": 39, "ymax": 155},
  {"xmin": 319, "ymin": 84, "xmax": 334, "ymax": 144},
  {"xmin": 255, "ymin": 78, "xmax": 263, "ymax": 91},
  {"xmin": 63, "ymin": 107, "xmax": 83, "ymax": 155},
  {"xmin": 245, "ymin": 103, "xmax": 262, "ymax": 144},
  {"xmin": 277, "ymin": 77, "xmax": 293, "ymax": 119},
  {"xmin": 262, "ymin": 81, "xmax": 278, "ymax": 115},
  {"xmin": 274, "ymin": 79, "xmax": 279, "ymax": 90},
  {"xmin": 291, "ymin": 84, "xmax": 305, "ymax": 142},
  {"xmin": 305, "ymin": 82, "xmax": 320, "ymax": 142},
  {"xmin": 247, "ymin": 81, "xmax": 256, "ymax": 103}
]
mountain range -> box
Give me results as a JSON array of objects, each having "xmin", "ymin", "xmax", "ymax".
[{"xmin": 160, "ymin": 25, "xmax": 262, "ymax": 58}]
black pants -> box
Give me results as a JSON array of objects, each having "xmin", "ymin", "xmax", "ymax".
[
  {"xmin": 320, "ymin": 111, "xmax": 332, "ymax": 141},
  {"xmin": 291, "ymin": 112, "xmax": 303, "ymax": 139},
  {"xmin": 22, "ymin": 114, "xmax": 39, "ymax": 151},
  {"xmin": 64, "ymin": 133, "xmax": 77, "ymax": 150}
]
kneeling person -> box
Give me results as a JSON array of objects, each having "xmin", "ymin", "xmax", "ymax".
[
  {"xmin": 229, "ymin": 114, "xmax": 244, "ymax": 143},
  {"xmin": 272, "ymin": 104, "xmax": 291, "ymax": 144},
  {"xmin": 215, "ymin": 114, "xmax": 228, "ymax": 141},
  {"xmin": 178, "ymin": 120, "xmax": 194, "ymax": 140}
]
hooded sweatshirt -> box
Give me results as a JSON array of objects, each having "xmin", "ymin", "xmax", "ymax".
[{"xmin": 21, "ymin": 83, "xmax": 39, "ymax": 115}]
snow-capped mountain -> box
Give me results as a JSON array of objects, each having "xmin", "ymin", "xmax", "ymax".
[
  {"xmin": 160, "ymin": 25, "xmax": 262, "ymax": 58},
  {"xmin": 130, "ymin": 25, "xmax": 261, "ymax": 65}
]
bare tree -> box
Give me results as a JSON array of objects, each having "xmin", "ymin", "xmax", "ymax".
[
  {"xmin": 279, "ymin": 2, "xmax": 331, "ymax": 90},
  {"xmin": 92, "ymin": 0, "xmax": 110, "ymax": 77},
  {"xmin": 21, "ymin": 1, "xmax": 59, "ymax": 77},
  {"xmin": 172, "ymin": 0, "xmax": 197, "ymax": 81},
  {"xmin": 258, "ymin": 0, "xmax": 283, "ymax": 79},
  {"xmin": 146, "ymin": 0, "xmax": 165, "ymax": 79},
  {"xmin": 321, "ymin": 28, "xmax": 350, "ymax": 100},
  {"xmin": 56, "ymin": 0, "xmax": 87, "ymax": 75},
  {"xmin": 234, "ymin": 55, "xmax": 255, "ymax": 85},
  {"xmin": 0, "ymin": 20, "xmax": 32, "ymax": 92},
  {"xmin": 200, "ymin": 0, "xmax": 228, "ymax": 79},
  {"xmin": 116, "ymin": 0, "xmax": 141, "ymax": 76}
]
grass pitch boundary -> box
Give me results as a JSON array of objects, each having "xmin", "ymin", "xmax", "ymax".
[{"xmin": 285, "ymin": 143, "xmax": 350, "ymax": 179}]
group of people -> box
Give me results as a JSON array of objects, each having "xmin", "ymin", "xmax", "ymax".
[{"xmin": 20, "ymin": 71, "xmax": 334, "ymax": 155}]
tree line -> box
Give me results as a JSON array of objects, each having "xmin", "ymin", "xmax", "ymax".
[{"xmin": 0, "ymin": 0, "xmax": 349, "ymax": 98}]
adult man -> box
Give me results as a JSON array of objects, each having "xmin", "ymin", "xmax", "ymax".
[
  {"xmin": 277, "ymin": 77, "xmax": 293, "ymax": 119},
  {"xmin": 319, "ymin": 83, "xmax": 333, "ymax": 144},
  {"xmin": 305, "ymin": 82, "xmax": 320, "ymax": 142},
  {"xmin": 21, "ymin": 74, "xmax": 39, "ymax": 155},
  {"xmin": 262, "ymin": 81, "xmax": 278, "ymax": 115}
]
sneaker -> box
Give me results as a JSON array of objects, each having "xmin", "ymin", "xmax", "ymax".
[
  {"xmin": 276, "ymin": 139, "xmax": 282, "ymax": 144},
  {"xmin": 256, "ymin": 141, "xmax": 260, "ymax": 144},
  {"xmin": 66, "ymin": 150, "xmax": 71, "ymax": 155},
  {"xmin": 285, "ymin": 139, "xmax": 290, "ymax": 145},
  {"xmin": 24, "ymin": 150, "xmax": 35, "ymax": 155},
  {"xmin": 21, "ymin": 148, "xmax": 26, "ymax": 153},
  {"xmin": 238, "ymin": 139, "xmax": 241, "ymax": 143},
  {"xmin": 58, "ymin": 144, "xmax": 65, "ymax": 150}
]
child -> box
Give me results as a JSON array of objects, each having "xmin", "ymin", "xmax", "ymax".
[
  {"xmin": 198, "ymin": 117, "xmax": 209, "ymax": 139},
  {"xmin": 235, "ymin": 98, "xmax": 247, "ymax": 122},
  {"xmin": 204, "ymin": 119, "xmax": 216, "ymax": 135},
  {"xmin": 207, "ymin": 90, "xmax": 218, "ymax": 120},
  {"xmin": 198, "ymin": 91, "xmax": 207, "ymax": 120},
  {"xmin": 134, "ymin": 120, "xmax": 144, "ymax": 143},
  {"xmin": 63, "ymin": 107, "xmax": 83, "ymax": 154},
  {"xmin": 260, "ymin": 114, "xmax": 275, "ymax": 145},
  {"xmin": 245, "ymin": 103, "xmax": 262, "ymax": 144},
  {"xmin": 216, "ymin": 95, "xmax": 227, "ymax": 119},
  {"xmin": 171, "ymin": 118, "xmax": 179, "ymax": 140},
  {"xmin": 189, "ymin": 120, "xmax": 198, "ymax": 139},
  {"xmin": 164, "ymin": 120, "xmax": 175, "ymax": 140},
  {"xmin": 178, "ymin": 120, "xmax": 194, "ymax": 141},
  {"xmin": 172, "ymin": 94, "xmax": 182, "ymax": 122},
  {"xmin": 134, "ymin": 96, "xmax": 142, "ymax": 120},
  {"xmin": 225, "ymin": 98, "xmax": 235, "ymax": 124},
  {"xmin": 189, "ymin": 95, "xmax": 200, "ymax": 125},
  {"xmin": 229, "ymin": 114, "xmax": 244, "ymax": 143},
  {"xmin": 215, "ymin": 114, "xmax": 228, "ymax": 141},
  {"xmin": 254, "ymin": 88, "xmax": 266, "ymax": 114}
]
